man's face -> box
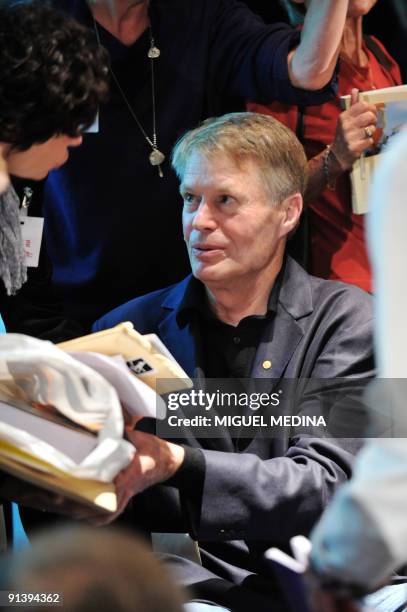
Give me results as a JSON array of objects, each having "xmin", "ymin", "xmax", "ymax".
[
  {"xmin": 6, "ymin": 134, "xmax": 83, "ymax": 180},
  {"xmin": 181, "ymin": 151, "xmax": 289, "ymax": 290}
]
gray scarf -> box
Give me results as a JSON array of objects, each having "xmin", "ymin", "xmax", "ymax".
[{"xmin": 0, "ymin": 185, "xmax": 27, "ymax": 295}]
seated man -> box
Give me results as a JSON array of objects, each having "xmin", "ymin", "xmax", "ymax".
[{"xmin": 93, "ymin": 112, "xmax": 375, "ymax": 611}]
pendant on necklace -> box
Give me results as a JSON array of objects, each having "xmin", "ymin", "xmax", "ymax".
[
  {"xmin": 149, "ymin": 148, "xmax": 165, "ymax": 166},
  {"xmin": 148, "ymin": 46, "xmax": 160, "ymax": 59}
]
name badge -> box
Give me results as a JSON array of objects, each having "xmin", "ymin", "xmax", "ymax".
[{"xmin": 20, "ymin": 216, "xmax": 44, "ymax": 267}]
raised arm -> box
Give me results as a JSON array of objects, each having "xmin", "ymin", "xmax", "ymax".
[{"xmin": 288, "ymin": 0, "xmax": 349, "ymax": 90}]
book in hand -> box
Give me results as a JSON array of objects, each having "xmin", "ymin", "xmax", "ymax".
[
  {"xmin": 341, "ymin": 84, "xmax": 407, "ymax": 214},
  {"xmin": 57, "ymin": 322, "xmax": 193, "ymax": 394},
  {"xmin": 0, "ymin": 394, "xmax": 116, "ymax": 512}
]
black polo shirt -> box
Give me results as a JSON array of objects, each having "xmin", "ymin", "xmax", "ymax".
[
  {"xmin": 166, "ymin": 266, "xmax": 284, "ymax": 492},
  {"xmin": 177, "ymin": 270, "xmax": 283, "ymax": 379}
]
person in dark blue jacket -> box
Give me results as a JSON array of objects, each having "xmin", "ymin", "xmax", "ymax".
[{"xmin": 0, "ymin": 0, "xmax": 115, "ymax": 544}]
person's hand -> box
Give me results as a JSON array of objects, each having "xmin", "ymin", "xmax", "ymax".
[
  {"xmin": 1, "ymin": 431, "xmax": 185, "ymax": 527},
  {"xmin": 122, "ymin": 408, "xmax": 143, "ymax": 431},
  {"xmin": 110, "ymin": 430, "xmax": 185, "ymax": 517},
  {"xmin": 331, "ymin": 88, "xmax": 378, "ymax": 171}
]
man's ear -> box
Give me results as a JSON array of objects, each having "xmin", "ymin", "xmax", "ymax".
[{"xmin": 280, "ymin": 193, "xmax": 303, "ymax": 237}]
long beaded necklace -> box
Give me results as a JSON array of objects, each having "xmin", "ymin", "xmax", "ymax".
[{"xmin": 93, "ymin": 16, "xmax": 165, "ymax": 177}]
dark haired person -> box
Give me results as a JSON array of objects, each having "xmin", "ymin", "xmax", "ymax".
[
  {"xmin": 0, "ymin": 0, "xmax": 116, "ymax": 540},
  {"xmin": 0, "ymin": 0, "xmax": 109, "ymax": 338},
  {"xmin": 250, "ymin": 0, "xmax": 401, "ymax": 294},
  {"xmin": 3, "ymin": 0, "xmax": 351, "ymax": 340}
]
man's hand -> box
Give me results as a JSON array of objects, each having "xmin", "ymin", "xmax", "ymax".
[
  {"xmin": 112, "ymin": 430, "xmax": 185, "ymax": 516},
  {"xmin": 0, "ymin": 432, "xmax": 185, "ymax": 528},
  {"xmin": 122, "ymin": 408, "xmax": 143, "ymax": 431},
  {"xmin": 331, "ymin": 89, "xmax": 378, "ymax": 170}
]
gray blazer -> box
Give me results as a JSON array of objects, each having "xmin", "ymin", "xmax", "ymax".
[{"xmin": 94, "ymin": 257, "xmax": 375, "ymax": 610}]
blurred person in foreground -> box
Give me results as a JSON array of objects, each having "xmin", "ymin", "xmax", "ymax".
[
  {"xmin": 308, "ymin": 129, "xmax": 407, "ymax": 611},
  {"xmin": 0, "ymin": 525, "xmax": 185, "ymax": 612},
  {"xmin": 250, "ymin": 0, "xmax": 402, "ymax": 293}
]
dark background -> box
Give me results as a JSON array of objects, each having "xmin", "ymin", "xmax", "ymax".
[{"xmin": 244, "ymin": 0, "xmax": 407, "ymax": 81}]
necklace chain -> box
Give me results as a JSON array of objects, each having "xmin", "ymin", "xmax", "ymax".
[{"xmin": 92, "ymin": 17, "xmax": 165, "ymax": 177}]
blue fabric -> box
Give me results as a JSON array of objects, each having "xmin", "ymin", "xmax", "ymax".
[
  {"xmin": 0, "ymin": 314, "xmax": 5, "ymax": 334},
  {"xmin": 45, "ymin": 0, "xmax": 337, "ymax": 327},
  {"xmin": 11, "ymin": 504, "xmax": 29, "ymax": 550}
]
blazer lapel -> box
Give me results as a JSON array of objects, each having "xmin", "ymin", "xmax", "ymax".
[
  {"xmin": 251, "ymin": 257, "xmax": 313, "ymax": 380},
  {"xmin": 158, "ymin": 311, "xmax": 202, "ymax": 380},
  {"xmin": 251, "ymin": 310, "xmax": 303, "ymax": 380},
  {"xmin": 157, "ymin": 279, "xmax": 234, "ymax": 451},
  {"xmin": 157, "ymin": 276, "xmax": 204, "ymax": 380}
]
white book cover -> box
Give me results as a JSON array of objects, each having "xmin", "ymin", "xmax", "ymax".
[
  {"xmin": 68, "ymin": 352, "xmax": 167, "ymax": 419},
  {"xmin": 341, "ymin": 85, "xmax": 407, "ymax": 214}
]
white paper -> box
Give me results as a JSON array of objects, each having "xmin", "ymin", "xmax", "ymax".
[
  {"xmin": 0, "ymin": 334, "xmax": 135, "ymax": 480},
  {"xmin": 0, "ymin": 401, "xmax": 97, "ymax": 463},
  {"xmin": 68, "ymin": 351, "xmax": 166, "ymax": 419},
  {"xmin": 265, "ymin": 536, "xmax": 311, "ymax": 573}
]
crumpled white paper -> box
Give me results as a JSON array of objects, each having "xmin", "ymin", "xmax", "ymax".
[
  {"xmin": 68, "ymin": 351, "xmax": 166, "ymax": 419},
  {"xmin": 0, "ymin": 334, "xmax": 135, "ymax": 481}
]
